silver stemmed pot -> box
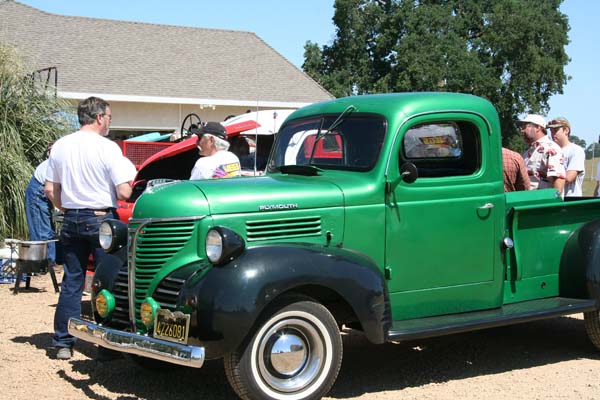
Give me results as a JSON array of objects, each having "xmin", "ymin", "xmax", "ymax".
[{"xmin": 17, "ymin": 241, "xmax": 48, "ymax": 261}]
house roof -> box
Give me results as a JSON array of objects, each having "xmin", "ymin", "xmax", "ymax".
[{"xmin": 0, "ymin": 1, "xmax": 332, "ymax": 107}]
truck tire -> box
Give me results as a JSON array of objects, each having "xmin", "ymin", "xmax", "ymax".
[
  {"xmin": 224, "ymin": 300, "xmax": 343, "ymax": 400},
  {"xmin": 584, "ymin": 311, "xmax": 600, "ymax": 349}
]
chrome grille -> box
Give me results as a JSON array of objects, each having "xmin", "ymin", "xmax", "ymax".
[{"xmin": 246, "ymin": 216, "xmax": 321, "ymax": 241}]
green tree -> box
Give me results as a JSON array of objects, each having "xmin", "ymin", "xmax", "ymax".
[
  {"xmin": 0, "ymin": 43, "xmax": 72, "ymax": 241},
  {"xmin": 303, "ymin": 0, "xmax": 570, "ymax": 148}
]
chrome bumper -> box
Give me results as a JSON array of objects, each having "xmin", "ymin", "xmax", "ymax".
[{"xmin": 68, "ymin": 317, "xmax": 205, "ymax": 368}]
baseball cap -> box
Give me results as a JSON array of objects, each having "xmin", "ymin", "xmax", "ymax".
[
  {"xmin": 198, "ymin": 121, "xmax": 226, "ymax": 140},
  {"xmin": 517, "ymin": 114, "xmax": 547, "ymax": 129},
  {"xmin": 547, "ymin": 116, "xmax": 570, "ymax": 130}
]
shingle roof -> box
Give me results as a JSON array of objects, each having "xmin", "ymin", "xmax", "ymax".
[{"xmin": 0, "ymin": 1, "xmax": 332, "ymax": 105}]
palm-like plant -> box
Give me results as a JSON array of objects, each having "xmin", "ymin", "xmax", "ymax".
[{"xmin": 0, "ymin": 43, "xmax": 73, "ymax": 241}]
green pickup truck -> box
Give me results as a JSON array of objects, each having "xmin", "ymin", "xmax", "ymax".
[{"xmin": 69, "ymin": 93, "xmax": 600, "ymax": 400}]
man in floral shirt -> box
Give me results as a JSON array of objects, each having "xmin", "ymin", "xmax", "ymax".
[{"xmin": 518, "ymin": 114, "xmax": 565, "ymax": 194}]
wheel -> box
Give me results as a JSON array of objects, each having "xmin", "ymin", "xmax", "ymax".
[
  {"xmin": 180, "ymin": 113, "xmax": 202, "ymax": 140},
  {"xmin": 584, "ymin": 311, "xmax": 600, "ymax": 349},
  {"xmin": 224, "ymin": 300, "xmax": 343, "ymax": 400}
]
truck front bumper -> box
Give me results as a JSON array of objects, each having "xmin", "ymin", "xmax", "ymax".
[{"xmin": 68, "ymin": 317, "xmax": 205, "ymax": 368}]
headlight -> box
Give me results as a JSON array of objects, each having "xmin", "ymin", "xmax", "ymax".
[
  {"xmin": 95, "ymin": 289, "xmax": 116, "ymax": 318},
  {"xmin": 205, "ymin": 227, "xmax": 245, "ymax": 265},
  {"xmin": 140, "ymin": 297, "xmax": 160, "ymax": 328},
  {"xmin": 98, "ymin": 219, "xmax": 128, "ymax": 253}
]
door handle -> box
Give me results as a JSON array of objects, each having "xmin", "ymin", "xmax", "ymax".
[{"xmin": 478, "ymin": 203, "xmax": 494, "ymax": 210}]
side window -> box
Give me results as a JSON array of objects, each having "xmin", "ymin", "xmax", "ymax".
[{"xmin": 401, "ymin": 121, "xmax": 480, "ymax": 178}]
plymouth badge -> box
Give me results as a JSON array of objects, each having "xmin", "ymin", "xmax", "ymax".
[{"xmin": 259, "ymin": 203, "xmax": 298, "ymax": 211}]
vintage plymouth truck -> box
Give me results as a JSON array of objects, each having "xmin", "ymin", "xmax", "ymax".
[{"xmin": 69, "ymin": 93, "xmax": 600, "ymax": 400}]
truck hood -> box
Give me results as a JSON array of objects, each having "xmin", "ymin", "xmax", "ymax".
[
  {"xmin": 133, "ymin": 176, "xmax": 344, "ymax": 219},
  {"xmin": 191, "ymin": 175, "xmax": 344, "ymax": 215},
  {"xmin": 132, "ymin": 180, "xmax": 209, "ymax": 219}
]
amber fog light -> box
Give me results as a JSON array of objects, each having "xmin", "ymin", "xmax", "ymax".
[
  {"xmin": 95, "ymin": 289, "xmax": 116, "ymax": 318},
  {"xmin": 141, "ymin": 297, "xmax": 160, "ymax": 328}
]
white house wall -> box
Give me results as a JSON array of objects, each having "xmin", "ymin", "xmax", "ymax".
[{"xmin": 66, "ymin": 99, "xmax": 295, "ymax": 134}]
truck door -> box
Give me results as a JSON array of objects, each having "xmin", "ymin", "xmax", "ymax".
[{"xmin": 385, "ymin": 114, "xmax": 504, "ymax": 320}]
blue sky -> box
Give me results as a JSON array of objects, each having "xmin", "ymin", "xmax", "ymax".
[{"xmin": 17, "ymin": 0, "xmax": 599, "ymax": 148}]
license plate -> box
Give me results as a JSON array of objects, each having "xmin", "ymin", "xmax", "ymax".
[{"xmin": 154, "ymin": 309, "xmax": 190, "ymax": 344}]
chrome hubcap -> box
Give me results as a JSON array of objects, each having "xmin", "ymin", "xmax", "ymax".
[
  {"xmin": 257, "ymin": 317, "xmax": 324, "ymax": 393},
  {"xmin": 268, "ymin": 329, "xmax": 307, "ymax": 376}
]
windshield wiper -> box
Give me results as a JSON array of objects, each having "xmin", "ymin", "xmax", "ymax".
[{"xmin": 307, "ymin": 105, "xmax": 356, "ymax": 165}]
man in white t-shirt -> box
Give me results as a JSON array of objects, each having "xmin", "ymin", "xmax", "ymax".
[
  {"xmin": 45, "ymin": 97, "xmax": 136, "ymax": 360},
  {"xmin": 548, "ymin": 117, "xmax": 585, "ymax": 196},
  {"xmin": 190, "ymin": 121, "xmax": 241, "ymax": 180}
]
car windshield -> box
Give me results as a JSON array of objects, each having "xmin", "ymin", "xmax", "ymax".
[{"xmin": 267, "ymin": 114, "xmax": 386, "ymax": 173}]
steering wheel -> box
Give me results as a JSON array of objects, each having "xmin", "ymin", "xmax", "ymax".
[{"xmin": 179, "ymin": 113, "xmax": 202, "ymax": 140}]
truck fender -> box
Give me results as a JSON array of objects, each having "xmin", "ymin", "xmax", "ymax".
[
  {"xmin": 91, "ymin": 246, "xmax": 127, "ymax": 295},
  {"xmin": 182, "ymin": 244, "xmax": 389, "ymax": 359},
  {"xmin": 559, "ymin": 219, "xmax": 600, "ymax": 302}
]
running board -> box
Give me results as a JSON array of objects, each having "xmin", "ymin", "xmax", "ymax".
[{"xmin": 387, "ymin": 297, "xmax": 598, "ymax": 342}]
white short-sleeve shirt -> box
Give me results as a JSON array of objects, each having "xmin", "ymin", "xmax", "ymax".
[
  {"xmin": 33, "ymin": 159, "xmax": 49, "ymax": 184},
  {"xmin": 190, "ymin": 151, "xmax": 241, "ymax": 180},
  {"xmin": 46, "ymin": 130, "xmax": 137, "ymax": 209},
  {"xmin": 562, "ymin": 143, "xmax": 585, "ymax": 196}
]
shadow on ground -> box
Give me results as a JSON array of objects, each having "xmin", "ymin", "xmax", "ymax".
[{"xmin": 10, "ymin": 315, "xmax": 600, "ymax": 399}]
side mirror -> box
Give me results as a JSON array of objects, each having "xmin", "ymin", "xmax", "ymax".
[{"xmin": 400, "ymin": 162, "xmax": 418, "ymax": 183}]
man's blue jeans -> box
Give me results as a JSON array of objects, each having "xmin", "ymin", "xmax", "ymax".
[
  {"xmin": 25, "ymin": 176, "xmax": 57, "ymax": 263},
  {"xmin": 52, "ymin": 208, "xmax": 117, "ymax": 349}
]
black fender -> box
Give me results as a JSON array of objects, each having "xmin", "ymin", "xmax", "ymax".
[
  {"xmin": 92, "ymin": 246, "xmax": 127, "ymax": 295},
  {"xmin": 181, "ymin": 243, "xmax": 389, "ymax": 359},
  {"xmin": 559, "ymin": 219, "xmax": 600, "ymax": 302}
]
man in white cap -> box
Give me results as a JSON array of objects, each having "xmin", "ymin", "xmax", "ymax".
[
  {"xmin": 518, "ymin": 114, "xmax": 565, "ymax": 193},
  {"xmin": 190, "ymin": 121, "xmax": 241, "ymax": 180},
  {"xmin": 548, "ymin": 116, "xmax": 585, "ymax": 196}
]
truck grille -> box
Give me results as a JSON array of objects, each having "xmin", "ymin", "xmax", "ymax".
[
  {"xmin": 246, "ymin": 216, "xmax": 321, "ymax": 241},
  {"xmin": 109, "ymin": 267, "xmax": 187, "ymax": 330},
  {"xmin": 109, "ymin": 267, "xmax": 131, "ymax": 329},
  {"xmin": 128, "ymin": 219, "xmax": 197, "ymax": 327}
]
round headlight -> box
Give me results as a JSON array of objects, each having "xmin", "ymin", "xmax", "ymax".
[
  {"xmin": 95, "ymin": 289, "xmax": 116, "ymax": 318},
  {"xmin": 99, "ymin": 222, "xmax": 113, "ymax": 250},
  {"xmin": 98, "ymin": 219, "xmax": 128, "ymax": 253},
  {"xmin": 205, "ymin": 227, "xmax": 245, "ymax": 265},
  {"xmin": 206, "ymin": 229, "xmax": 223, "ymax": 263},
  {"xmin": 140, "ymin": 297, "xmax": 160, "ymax": 328}
]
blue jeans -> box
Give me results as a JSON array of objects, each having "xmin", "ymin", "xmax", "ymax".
[
  {"xmin": 25, "ymin": 177, "xmax": 57, "ymax": 263},
  {"xmin": 53, "ymin": 208, "xmax": 117, "ymax": 348}
]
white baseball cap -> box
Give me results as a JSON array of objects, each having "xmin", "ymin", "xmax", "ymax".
[{"xmin": 517, "ymin": 114, "xmax": 547, "ymax": 129}]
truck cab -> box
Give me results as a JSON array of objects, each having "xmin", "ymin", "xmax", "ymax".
[{"xmin": 69, "ymin": 93, "xmax": 600, "ymax": 400}]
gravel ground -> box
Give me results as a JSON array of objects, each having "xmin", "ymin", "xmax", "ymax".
[{"xmin": 1, "ymin": 271, "xmax": 600, "ymax": 400}]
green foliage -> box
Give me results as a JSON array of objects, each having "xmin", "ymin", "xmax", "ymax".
[
  {"xmin": 0, "ymin": 43, "xmax": 73, "ymax": 241},
  {"xmin": 303, "ymin": 0, "xmax": 570, "ymax": 146}
]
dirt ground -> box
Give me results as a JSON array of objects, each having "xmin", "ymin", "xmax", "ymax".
[{"xmin": 1, "ymin": 271, "xmax": 600, "ymax": 400}]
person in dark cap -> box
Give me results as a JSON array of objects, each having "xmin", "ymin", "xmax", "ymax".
[{"xmin": 190, "ymin": 121, "xmax": 241, "ymax": 180}]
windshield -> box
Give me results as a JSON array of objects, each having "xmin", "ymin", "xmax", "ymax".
[{"xmin": 267, "ymin": 114, "xmax": 386, "ymax": 172}]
